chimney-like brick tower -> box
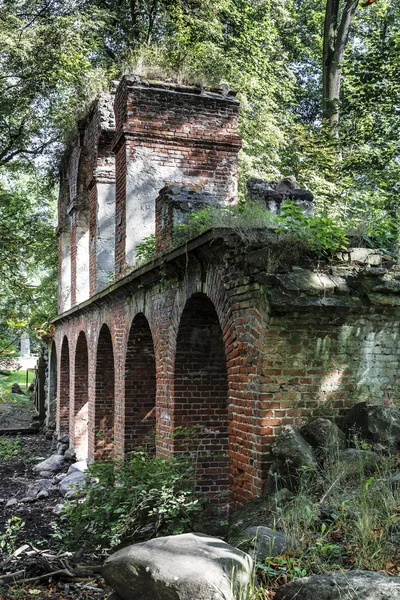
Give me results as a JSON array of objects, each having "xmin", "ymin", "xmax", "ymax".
[
  {"xmin": 113, "ymin": 76, "xmax": 242, "ymax": 276},
  {"xmin": 57, "ymin": 92, "xmax": 116, "ymax": 313}
]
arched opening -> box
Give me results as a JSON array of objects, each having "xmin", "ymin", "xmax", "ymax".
[
  {"xmin": 125, "ymin": 314, "xmax": 156, "ymax": 453},
  {"xmin": 95, "ymin": 325, "xmax": 115, "ymax": 459},
  {"xmin": 59, "ymin": 337, "xmax": 70, "ymax": 434},
  {"xmin": 74, "ymin": 332, "xmax": 89, "ymax": 460},
  {"xmin": 47, "ymin": 341, "xmax": 57, "ymax": 428},
  {"xmin": 174, "ymin": 293, "xmax": 229, "ymax": 500}
]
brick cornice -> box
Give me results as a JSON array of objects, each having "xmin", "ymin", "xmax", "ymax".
[{"xmin": 112, "ymin": 129, "xmax": 242, "ymax": 154}]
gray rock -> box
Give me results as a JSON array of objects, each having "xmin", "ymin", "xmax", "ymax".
[
  {"xmin": 102, "ymin": 533, "xmax": 253, "ymax": 600},
  {"xmin": 6, "ymin": 498, "xmax": 18, "ymax": 508},
  {"xmin": 39, "ymin": 471, "xmax": 53, "ymax": 478},
  {"xmin": 334, "ymin": 448, "xmax": 381, "ymax": 476},
  {"xmin": 67, "ymin": 460, "xmax": 87, "ymax": 475},
  {"xmin": 274, "ymin": 570, "xmax": 400, "ymax": 599},
  {"xmin": 229, "ymin": 489, "xmax": 291, "ymax": 537},
  {"xmin": 33, "ymin": 454, "xmax": 65, "ymax": 473},
  {"xmin": 53, "ymin": 502, "xmax": 66, "ymax": 515},
  {"xmin": 11, "ymin": 382, "xmax": 25, "ymax": 395},
  {"xmin": 59, "ymin": 470, "xmax": 88, "ymax": 497},
  {"xmin": 236, "ymin": 526, "xmax": 288, "ymax": 562},
  {"xmin": 45, "ymin": 429, "xmax": 54, "ymax": 440},
  {"xmin": 21, "ymin": 496, "xmax": 36, "ymax": 503},
  {"xmin": 58, "ymin": 433, "xmax": 69, "ymax": 444},
  {"xmin": 57, "ymin": 442, "xmax": 69, "ymax": 455},
  {"xmin": 341, "ymin": 402, "xmax": 400, "ymax": 449},
  {"xmin": 53, "ymin": 472, "xmax": 67, "ymax": 484},
  {"xmin": 300, "ymin": 418, "xmax": 346, "ymax": 457},
  {"xmin": 271, "ymin": 426, "xmax": 319, "ymax": 490},
  {"xmin": 64, "ymin": 447, "xmax": 76, "ymax": 461},
  {"xmin": 26, "ymin": 479, "xmax": 53, "ymax": 498},
  {"xmin": 37, "ymin": 490, "xmax": 49, "ymax": 500},
  {"xmin": 338, "ymin": 248, "xmax": 382, "ymax": 266}
]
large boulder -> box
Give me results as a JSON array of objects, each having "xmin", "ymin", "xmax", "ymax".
[
  {"xmin": 235, "ymin": 526, "xmax": 288, "ymax": 562},
  {"xmin": 333, "ymin": 448, "xmax": 381, "ymax": 476},
  {"xmin": 271, "ymin": 426, "xmax": 319, "ymax": 490},
  {"xmin": 340, "ymin": 402, "xmax": 400, "ymax": 449},
  {"xmin": 33, "ymin": 454, "xmax": 65, "ymax": 473},
  {"xmin": 59, "ymin": 470, "xmax": 89, "ymax": 497},
  {"xmin": 25, "ymin": 479, "xmax": 54, "ymax": 499},
  {"xmin": 300, "ymin": 418, "xmax": 345, "ymax": 458},
  {"xmin": 102, "ymin": 533, "xmax": 253, "ymax": 600},
  {"xmin": 274, "ymin": 570, "xmax": 400, "ymax": 599}
]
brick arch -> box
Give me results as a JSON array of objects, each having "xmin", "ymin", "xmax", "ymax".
[
  {"xmin": 94, "ymin": 324, "xmax": 115, "ymax": 459},
  {"xmin": 59, "ymin": 336, "xmax": 70, "ymax": 434},
  {"xmin": 125, "ymin": 313, "xmax": 156, "ymax": 452},
  {"xmin": 173, "ymin": 292, "xmax": 230, "ymax": 502},
  {"xmin": 48, "ymin": 341, "xmax": 57, "ymax": 427},
  {"xmin": 74, "ymin": 331, "xmax": 89, "ymax": 460}
]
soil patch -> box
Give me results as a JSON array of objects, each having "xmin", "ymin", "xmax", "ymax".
[{"xmin": 0, "ymin": 434, "xmax": 112, "ymax": 600}]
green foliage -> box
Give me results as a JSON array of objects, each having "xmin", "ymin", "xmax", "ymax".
[
  {"xmin": 0, "ymin": 437, "xmax": 23, "ymax": 460},
  {"xmin": 0, "ymin": 517, "xmax": 25, "ymax": 555},
  {"xmin": 135, "ymin": 234, "xmax": 157, "ymax": 265},
  {"xmin": 170, "ymin": 202, "xmax": 348, "ymax": 259},
  {"xmin": 60, "ymin": 450, "xmax": 204, "ymax": 551},
  {"xmin": 277, "ymin": 202, "xmax": 349, "ymax": 258},
  {"xmin": 0, "ymin": 169, "xmax": 57, "ymax": 352}
]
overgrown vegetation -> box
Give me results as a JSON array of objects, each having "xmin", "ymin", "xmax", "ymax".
[
  {"xmin": 256, "ymin": 447, "xmax": 400, "ymax": 588},
  {"xmin": 60, "ymin": 450, "xmax": 204, "ymax": 551},
  {"xmin": 134, "ymin": 201, "xmax": 350, "ymax": 268}
]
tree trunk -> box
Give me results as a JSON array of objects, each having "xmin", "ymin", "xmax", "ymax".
[{"xmin": 323, "ymin": 0, "xmax": 359, "ymax": 138}]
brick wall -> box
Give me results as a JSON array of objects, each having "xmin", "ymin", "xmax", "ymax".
[
  {"xmin": 74, "ymin": 332, "xmax": 89, "ymax": 460},
  {"xmin": 174, "ymin": 293, "xmax": 229, "ymax": 500},
  {"xmin": 94, "ymin": 325, "xmax": 115, "ymax": 460},
  {"xmin": 113, "ymin": 77, "xmax": 241, "ymax": 273},
  {"xmin": 54, "ymin": 77, "xmax": 400, "ymax": 510},
  {"xmin": 53, "ymin": 230, "xmax": 400, "ymax": 507},
  {"xmin": 125, "ymin": 313, "xmax": 156, "ymax": 452},
  {"xmin": 58, "ymin": 337, "xmax": 70, "ymax": 434},
  {"xmin": 58, "ymin": 93, "xmax": 116, "ymax": 307}
]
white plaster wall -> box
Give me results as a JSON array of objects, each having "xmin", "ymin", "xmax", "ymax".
[
  {"xmin": 97, "ymin": 182, "xmax": 115, "ymax": 292},
  {"xmin": 75, "ymin": 211, "xmax": 90, "ymax": 304},
  {"xmin": 60, "ymin": 231, "xmax": 71, "ymax": 313},
  {"xmin": 125, "ymin": 147, "xmax": 216, "ymax": 266}
]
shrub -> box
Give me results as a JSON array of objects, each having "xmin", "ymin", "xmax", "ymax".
[
  {"xmin": 276, "ymin": 202, "xmax": 348, "ymax": 258},
  {"xmin": 60, "ymin": 450, "xmax": 204, "ymax": 551}
]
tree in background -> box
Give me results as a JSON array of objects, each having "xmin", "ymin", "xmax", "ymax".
[{"xmin": 0, "ymin": 0, "xmax": 399, "ymax": 354}]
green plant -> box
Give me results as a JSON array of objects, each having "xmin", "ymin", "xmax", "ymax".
[
  {"xmin": 0, "ymin": 517, "xmax": 25, "ymax": 555},
  {"xmin": 277, "ymin": 202, "xmax": 348, "ymax": 258},
  {"xmin": 0, "ymin": 436, "xmax": 23, "ymax": 460},
  {"xmin": 60, "ymin": 450, "xmax": 204, "ymax": 551},
  {"xmin": 135, "ymin": 234, "xmax": 157, "ymax": 265}
]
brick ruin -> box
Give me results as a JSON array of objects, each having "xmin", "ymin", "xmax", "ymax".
[{"xmin": 51, "ymin": 76, "xmax": 400, "ymax": 507}]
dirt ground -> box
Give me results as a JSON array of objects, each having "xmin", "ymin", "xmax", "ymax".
[{"xmin": 0, "ymin": 434, "xmax": 112, "ymax": 600}]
